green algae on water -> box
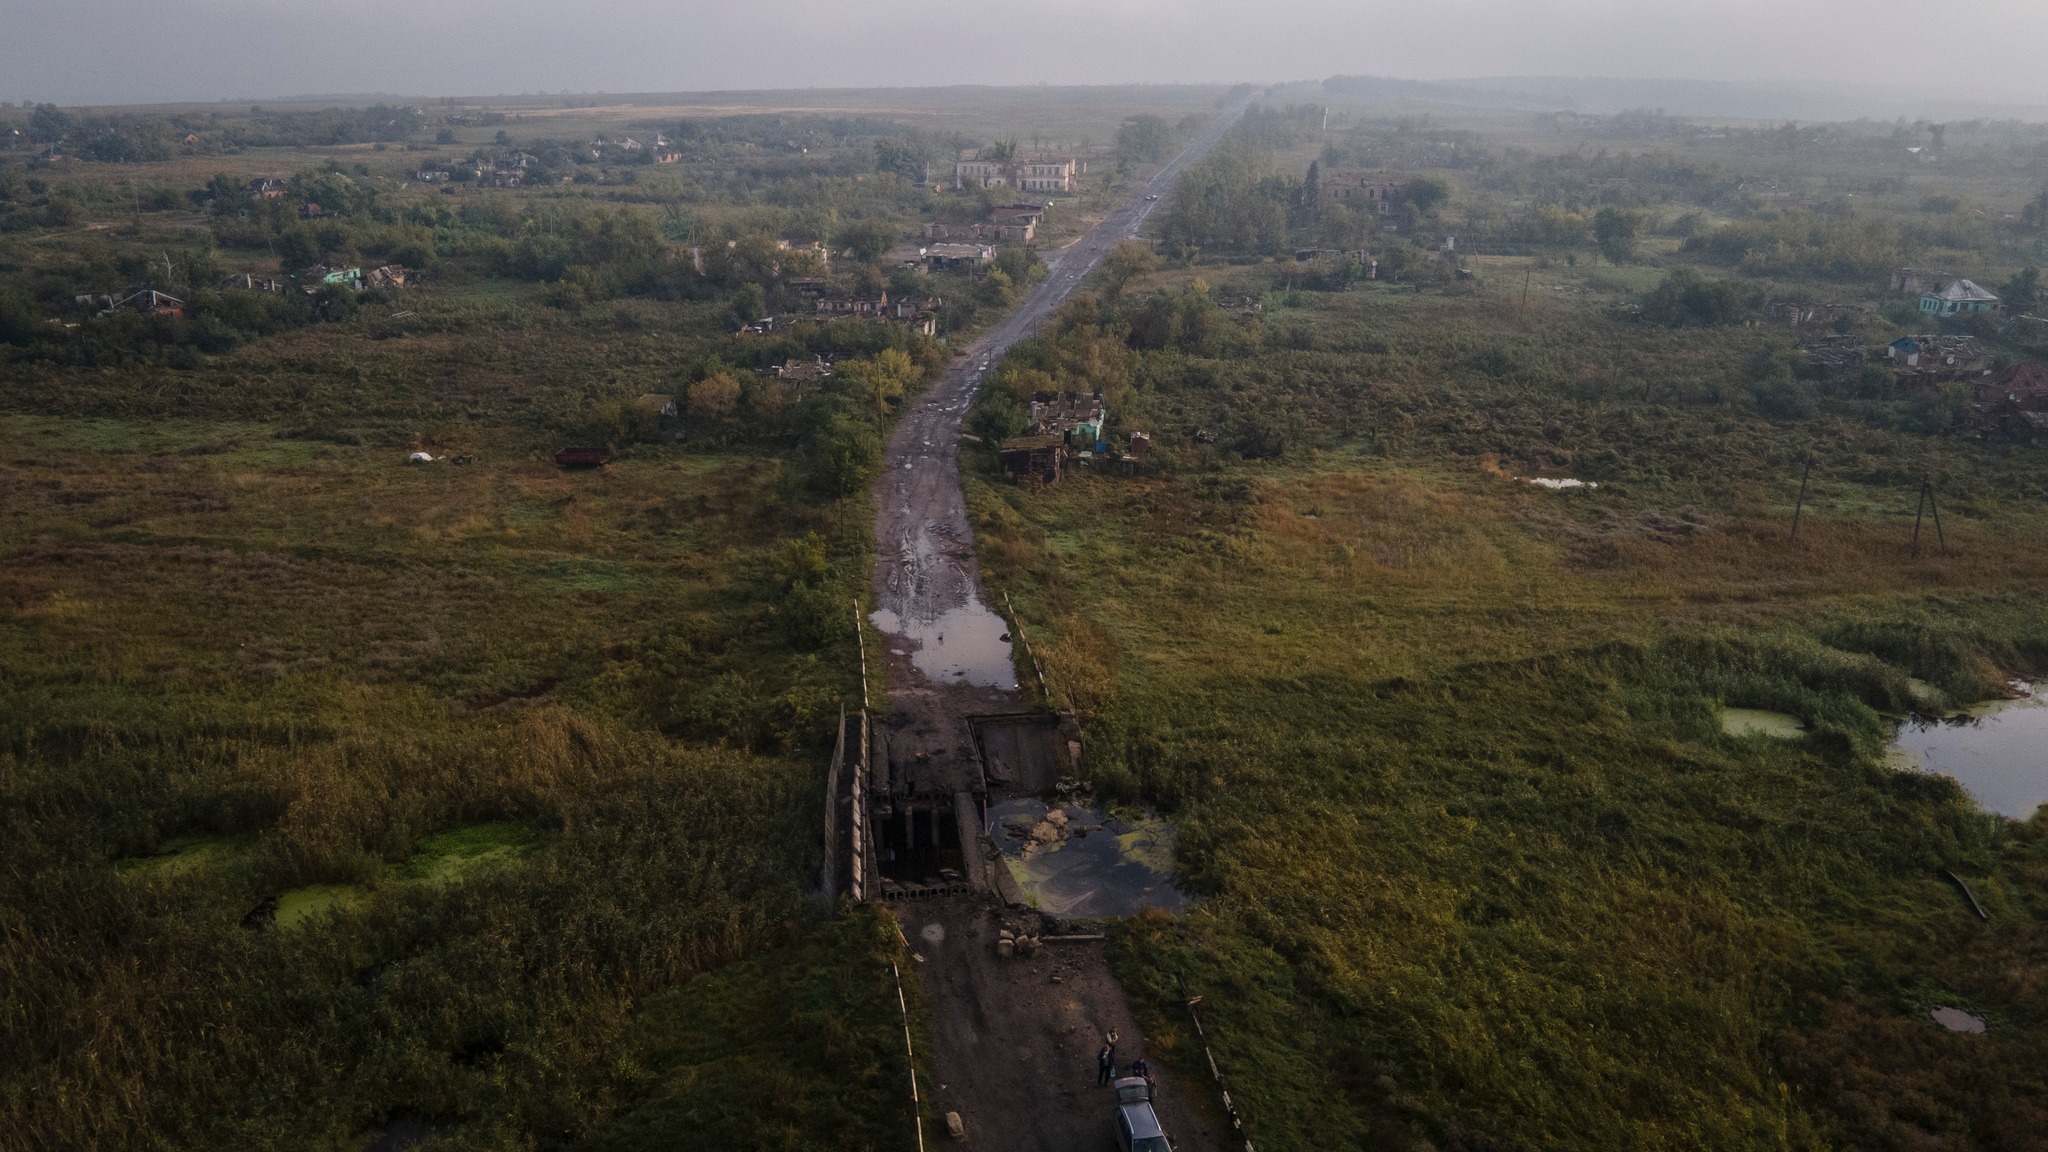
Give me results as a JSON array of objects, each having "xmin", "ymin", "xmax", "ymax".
[
  {"xmin": 395, "ymin": 821, "xmax": 543, "ymax": 884},
  {"xmin": 1719, "ymin": 708, "xmax": 1805, "ymax": 739},
  {"xmin": 117, "ymin": 834, "xmax": 251, "ymax": 877},
  {"xmin": 274, "ymin": 883, "xmax": 368, "ymax": 929}
]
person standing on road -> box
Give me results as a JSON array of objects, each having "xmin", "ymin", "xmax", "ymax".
[{"xmin": 1097, "ymin": 1042, "xmax": 1117, "ymax": 1086}]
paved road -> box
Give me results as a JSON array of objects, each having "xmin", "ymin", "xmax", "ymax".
[{"xmin": 868, "ymin": 97, "xmax": 1250, "ymax": 1152}]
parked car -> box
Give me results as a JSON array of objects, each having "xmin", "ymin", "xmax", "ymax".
[{"xmin": 1112, "ymin": 1077, "xmax": 1171, "ymax": 1152}]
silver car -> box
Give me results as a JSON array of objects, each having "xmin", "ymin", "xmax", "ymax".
[{"xmin": 1113, "ymin": 1077, "xmax": 1170, "ymax": 1152}]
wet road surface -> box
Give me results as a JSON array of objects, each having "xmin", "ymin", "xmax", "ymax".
[{"xmin": 870, "ymin": 97, "xmax": 1249, "ymax": 1152}]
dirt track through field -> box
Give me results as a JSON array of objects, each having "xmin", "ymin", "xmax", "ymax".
[{"xmin": 869, "ymin": 97, "xmax": 1249, "ymax": 1152}]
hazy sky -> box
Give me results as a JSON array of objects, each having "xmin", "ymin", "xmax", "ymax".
[{"xmin": 7, "ymin": 0, "xmax": 2048, "ymax": 109}]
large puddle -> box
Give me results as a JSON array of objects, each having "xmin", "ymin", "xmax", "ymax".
[
  {"xmin": 1889, "ymin": 682, "xmax": 2048, "ymax": 819},
  {"xmin": 870, "ymin": 599, "xmax": 1020, "ymax": 690},
  {"xmin": 989, "ymin": 798, "xmax": 1189, "ymax": 919}
]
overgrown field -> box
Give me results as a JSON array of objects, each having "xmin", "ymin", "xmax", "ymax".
[
  {"xmin": 0, "ymin": 90, "xmax": 991, "ymax": 1149},
  {"xmin": 967, "ymin": 272, "xmax": 2048, "ymax": 1149}
]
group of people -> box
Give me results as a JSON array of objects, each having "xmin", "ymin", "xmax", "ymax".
[{"xmin": 1095, "ymin": 1033, "xmax": 1152, "ymax": 1088}]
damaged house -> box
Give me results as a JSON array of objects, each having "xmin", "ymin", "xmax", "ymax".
[
  {"xmin": 1974, "ymin": 361, "xmax": 2048, "ymax": 440},
  {"xmin": 1888, "ymin": 334, "xmax": 1984, "ymax": 382},
  {"xmin": 997, "ymin": 392, "xmax": 1110, "ymax": 486}
]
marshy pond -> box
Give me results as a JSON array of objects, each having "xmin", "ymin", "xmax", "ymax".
[
  {"xmin": 1722, "ymin": 684, "xmax": 2048, "ymax": 820},
  {"xmin": 1888, "ymin": 682, "xmax": 2048, "ymax": 820},
  {"xmin": 990, "ymin": 798, "xmax": 1190, "ymax": 919}
]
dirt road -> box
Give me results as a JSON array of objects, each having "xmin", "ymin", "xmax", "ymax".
[{"xmin": 868, "ymin": 98, "xmax": 1249, "ymax": 1152}]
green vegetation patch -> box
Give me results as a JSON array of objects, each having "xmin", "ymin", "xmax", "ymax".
[
  {"xmin": 583, "ymin": 910, "xmax": 921, "ymax": 1152},
  {"xmin": 272, "ymin": 883, "xmax": 368, "ymax": 930},
  {"xmin": 393, "ymin": 821, "xmax": 544, "ymax": 884}
]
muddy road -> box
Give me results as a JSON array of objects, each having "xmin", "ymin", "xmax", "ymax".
[{"xmin": 868, "ymin": 98, "xmax": 1248, "ymax": 1152}]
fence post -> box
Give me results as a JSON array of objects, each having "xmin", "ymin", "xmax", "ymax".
[
  {"xmin": 892, "ymin": 960, "xmax": 926, "ymax": 1152},
  {"xmin": 822, "ymin": 707, "xmax": 844, "ymax": 898}
]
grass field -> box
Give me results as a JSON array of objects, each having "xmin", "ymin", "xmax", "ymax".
[{"xmin": 965, "ymin": 264, "xmax": 2048, "ymax": 1149}]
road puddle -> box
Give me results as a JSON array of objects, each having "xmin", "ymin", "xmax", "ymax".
[
  {"xmin": 990, "ymin": 798, "xmax": 1189, "ymax": 919},
  {"xmin": 1888, "ymin": 682, "xmax": 2048, "ymax": 819},
  {"xmin": 870, "ymin": 599, "xmax": 1019, "ymax": 690}
]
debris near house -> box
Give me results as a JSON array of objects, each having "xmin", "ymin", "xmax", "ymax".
[
  {"xmin": 1892, "ymin": 267, "xmax": 1956, "ymax": 297},
  {"xmin": 1217, "ymin": 294, "xmax": 1263, "ymax": 312},
  {"xmin": 1801, "ymin": 334, "xmax": 1865, "ymax": 375},
  {"xmin": 99, "ymin": 289, "xmax": 186, "ymax": 317},
  {"xmin": 772, "ymin": 356, "xmax": 833, "ymax": 385},
  {"xmin": 552, "ymin": 446, "xmax": 612, "ymax": 469},
  {"xmin": 363, "ymin": 265, "xmax": 409, "ymax": 290},
  {"xmin": 246, "ymin": 177, "xmax": 287, "ymax": 201},
  {"xmin": 739, "ymin": 315, "xmax": 778, "ymax": 334},
  {"xmin": 1920, "ymin": 278, "xmax": 2000, "ymax": 317},
  {"xmin": 998, "ymin": 435, "xmax": 1065, "ymax": 485},
  {"xmin": 773, "ymin": 239, "xmax": 830, "ymax": 266},
  {"xmin": 1973, "ymin": 361, "xmax": 2048, "ymax": 441},
  {"xmin": 1768, "ymin": 301, "xmax": 1859, "ymax": 326},
  {"xmin": 1888, "ymin": 334, "xmax": 1985, "ymax": 382},
  {"xmin": 216, "ymin": 272, "xmax": 285, "ymax": 293},
  {"xmin": 633, "ymin": 393, "xmax": 678, "ymax": 419},
  {"xmin": 296, "ymin": 264, "xmax": 363, "ymax": 293}
]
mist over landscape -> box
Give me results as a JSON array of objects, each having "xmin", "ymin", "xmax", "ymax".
[{"xmin": 5, "ymin": 3, "xmax": 2048, "ymax": 1152}]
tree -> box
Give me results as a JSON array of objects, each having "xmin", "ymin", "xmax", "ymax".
[
  {"xmin": 1999, "ymin": 266, "xmax": 2043, "ymax": 314},
  {"xmin": 2024, "ymin": 188, "xmax": 2048, "ymax": 232},
  {"xmin": 835, "ymin": 348, "xmax": 917, "ymax": 416},
  {"xmin": 1640, "ymin": 269, "xmax": 1754, "ymax": 327},
  {"xmin": 688, "ymin": 371, "xmax": 741, "ymax": 422},
  {"xmin": 29, "ymin": 104, "xmax": 72, "ymax": 144},
  {"xmin": 875, "ymin": 137, "xmax": 928, "ymax": 182},
  {"xmin": 1098, "ymin": 242, "xmax": 1158, "ymax": 301},
  {"xmin": 833, "ymin": 218, "xmax": 899, "ymax": 263},
  {"xmin": 1405, "ymin": 175, "xmax": 1450, "ymax": 215},
  {"xmin": 804, "ymin": 412, "xmax": 881, "ymax": 498},
  {"xmin": 1115, "ymin": 116, "xmax": 1174, "ymax": 166},
  {"xmin": 1593, "ymin": 207, "xmax": 1643, "ymax": 264}
]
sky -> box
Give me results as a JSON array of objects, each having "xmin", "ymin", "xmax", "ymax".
[{"xmin": 6, "ymin": 0, "xmax": 2048, "ymax": 111}]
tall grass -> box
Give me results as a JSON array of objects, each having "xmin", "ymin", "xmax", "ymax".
[{"xmin": 966, "ymin": 280, "xmax": 2048, "ymax": 1150}]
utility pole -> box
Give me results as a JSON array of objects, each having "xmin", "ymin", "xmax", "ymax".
[
  {"xmin": 1910, "ymin": 481, "xmax": 1946, "ymax": 558},
  {"xmin": 1789, "ymin": 456, "xmax": 1812, "ymax": 542},
  {"xmin": 1519, "ymin": 267, "xmax": 1532, "ymax": 320}
]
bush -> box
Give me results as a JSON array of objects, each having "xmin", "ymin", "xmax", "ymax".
[{"xmin": 1640, "ymin": 269, "xmax": 1754, "ymax": 327}]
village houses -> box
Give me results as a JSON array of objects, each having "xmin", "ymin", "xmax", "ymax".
[
  {"xmin": 954, "ymin": 157, "xmax": 1079, "ymax": 192},
  {"xmin": 1319, "ymin": 170, "xmax": 1404, "ymax": 215},
  {"xmin": 1920, "ymin": 278, "xmax": 1999, "ymax": 317}
]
